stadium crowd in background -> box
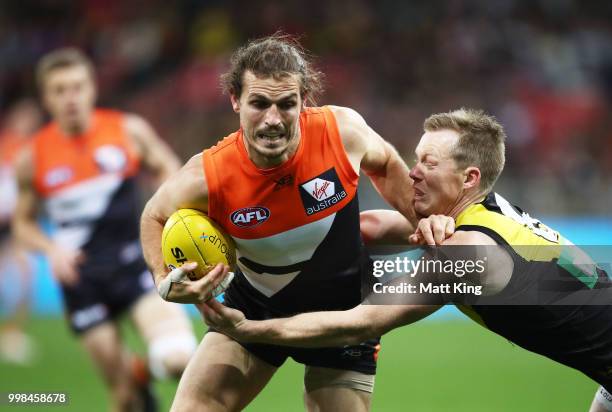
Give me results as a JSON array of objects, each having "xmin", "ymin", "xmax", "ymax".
[{"xmin": 1, "ymin": 1, "xmax": 611, "ymax": 215}]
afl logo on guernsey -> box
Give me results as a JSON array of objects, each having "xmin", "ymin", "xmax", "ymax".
[
  {"xmin": 44, "ymin": 166, "xmax": 74, "ymax": 188},
  {"xmin": 231, "ymin": 206, "xmax": 270, "ymax": 227},
  {"xmin": 299, "ymin": 168, "xmax": 347, "ymax": 216},
  {"xmin": 94, "ymin": 145, "xmax": 127, "ymax": 173}
]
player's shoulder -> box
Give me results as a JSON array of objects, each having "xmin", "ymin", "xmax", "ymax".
[
  {"xmin": 205, "ymin": 132, "xmax": 239, "ymax": 156},
  {"xmin": 31, "ymin": 120, "xmax": 58, "ymax": 141},
  {"xmin": 94, "ymin": 107, "xmax": 125, "ymax": 123},
  {"xmin": 326, "ymin": 105, "xmax": 366, "ymax": 126},
  {"xmin": 325, "ymin": 105, "xmax": 369, "ymax": 154},
  {"xmin": 114, "ymin": 109, "xmax": 158, "ymax": 134},
  {"xmin": 444, "ymin": 229, "xmax": 497, "ymax": 246}
]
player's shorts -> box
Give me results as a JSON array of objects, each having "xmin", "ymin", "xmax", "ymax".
[
  {"xmin": 213, "ymin": 271, "xmax": 380, "ymax": 376},
  {"xmin": 61, "ymin": 257, "xmax": 155, "ymax": 334}
]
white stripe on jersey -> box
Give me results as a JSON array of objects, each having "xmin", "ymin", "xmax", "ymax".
[
  {"xmin": 45, "ymin": 173, "xmax": 123, "ymax": 249},
  {"xmin": 237, "ymin": 265, "xmax": 300, "ymax": 297},
  {"xmin": 233, "ymin": 213, "xmax": 335, "ymax": 297}
]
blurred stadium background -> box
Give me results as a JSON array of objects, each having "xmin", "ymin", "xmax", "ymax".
[{"xmin": 1, "ymin": 1, "xmax": 611, "ymax": 411}]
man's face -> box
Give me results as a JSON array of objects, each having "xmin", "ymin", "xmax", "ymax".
[
  {"xmin": 409, "ymin": 129, "xmax": 466, "ymax": 217},
  {"xmin": 232, "ymin": 71, "xmax": 302, "ymax": 166},
  {"xmin": 42, "ymin": 65, "xmax": 96, "ymax": 133}
]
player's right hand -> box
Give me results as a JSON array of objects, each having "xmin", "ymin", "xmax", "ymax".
[
  {"xmin": 48, "ymin": 246, "xmax": 85, "ymax": 286},
  {"xmin": 198, "ymin": 298, "xmax": 250, "ymax": 341},
  {"xmin": 409, "ymin": 214, "xmax": 455, "ymax": 246},
  {"xmin": 157, "ymin": 262, "xmax": 231, "ymax": 304}
]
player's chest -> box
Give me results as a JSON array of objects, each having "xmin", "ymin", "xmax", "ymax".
[
  {"xmin": 38, "ymin": 138, "xmax": 136, "ymax": 195},
  {"xmin": 224, "ymin": 165, "xmax": 353, "ymax": 239}
]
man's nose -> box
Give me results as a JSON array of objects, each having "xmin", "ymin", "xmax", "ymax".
[
  {"xmin": 264, "ymin": 105, "xmax": 281, "ymax": 126},
  {"xmin": 409, "ymin": 164, "xmax": 423, "ymax": 181}
]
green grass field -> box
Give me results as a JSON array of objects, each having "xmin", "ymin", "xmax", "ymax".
[{"xmin": 0, "ymin": 317, "xmax": 597, "ymax": 411}]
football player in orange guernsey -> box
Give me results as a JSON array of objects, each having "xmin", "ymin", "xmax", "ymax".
[
  {"xmin": 141, "ymin": 34, "xmax": 451, "ymax": 412},
  {"xmin": 12, "ymin": 48, "xmax": 197, "ymax": 412}
]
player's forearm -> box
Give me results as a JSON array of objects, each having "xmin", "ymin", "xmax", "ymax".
[
  {"xmin": 367, "ymin": 145, "xmax": 417, "ymax": 227},
  {"xmin": 12, "ymin": 217, "xmax": 55, "ymax": 255},
  {"xmin": 236, "ymin": 311, "xmax": 377, "ymax": 348},
  {"xmin": 140, "ymin": 201, "xmax": 168, "ymax": 285},
  {"xmin": 360, "ymin": 210, "xmax": 412, "ymax": 245}
]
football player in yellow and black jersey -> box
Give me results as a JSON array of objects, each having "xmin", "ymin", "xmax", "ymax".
[{"xmin": 201, "ymin": 108, "xmax": 612, "ymax": 412}]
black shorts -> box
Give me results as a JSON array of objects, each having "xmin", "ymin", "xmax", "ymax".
[
  {"xmin": 214, "ymin": 271, "xmax": 380, "ymax": 375},
  {"xmin": 61, "ymin": 257, "xmax": 155, "ymax": 334}
]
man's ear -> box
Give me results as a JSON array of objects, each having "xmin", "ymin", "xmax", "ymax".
[
  {"xmin": 230, "ymin": 93, "xmax": 240, "ymax": 113},
  {"xmin": 463, "ymin": 167, "xmax": 481, "ymax": 190}
]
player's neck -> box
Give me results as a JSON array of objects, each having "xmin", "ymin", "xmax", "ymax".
[
  {"xmin": 57, "ymin": 113, "xmax": 92, "ymax": 137},
  {"xmin": 446, "ymin": 191, "xmax": 487, "ymax": 219}
]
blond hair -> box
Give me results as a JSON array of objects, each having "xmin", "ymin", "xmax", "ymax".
[
  {"xmin": 36, "ymin": 48, "xmax": 95, "ymax": 90},
  {"xmin": 424, "ymin": 108, "xmax": 506, "ymax": 192}
]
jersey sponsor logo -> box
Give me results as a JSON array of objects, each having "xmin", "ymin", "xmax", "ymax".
[
  {"xmin": 94, "ymin": 144, "xmax": 127, "ymax": 173},
  {"xmin": 230, "ymin": 206, "xmax": 270, "ymax": 227},
  {"xmin": 44, "ymin": 166, "xmax": 73, "ymax": 188},
  {"xmin": 299, "ymin": 168, "xmax": 347, "ymax": 216},
  {"xmin": 273, "ymin": 174, "xmax": 293, "ymax": 191}
]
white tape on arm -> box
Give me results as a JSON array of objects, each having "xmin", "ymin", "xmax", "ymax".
[
  {"xmin": 596, "ymin": 386, "xmax": 612, "ymax": 411},
  {"xmin": 158, "ymin": 267, "xmax": 189, "ymax": 300}
]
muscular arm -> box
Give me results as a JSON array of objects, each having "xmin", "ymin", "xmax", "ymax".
[
  {"xmin": 140, "ymin": 153, "xmax": 208, "ymax": 287},
  {"xmin": 360, "ymin": 209, "xmax": 413, "ymax": 245},
  {"xmin": 203, "ymin": 299, "xmax": 440, "ymax": 347},
  {"xmin": 12, "ymin": 147, "xmax": 83, "ymax": 285},
  {"xmin": 331, "ymin": 106, "xmax": 416, "ymax": 227},
  {"xmin": 12, "ymin": 147, "xmax": 53, "ymax": 254},
  {"xmin": 125, "ymin": 113, "xmax": 181, "ymax": 184},
  {"xmin": 203, "ymin": 230, "xmax": 510, "ymax": 346}
]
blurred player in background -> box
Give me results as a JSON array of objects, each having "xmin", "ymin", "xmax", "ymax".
[
  {"xmin": 203, "ymin": 108, "xmax": 612, "ymax": 412},
  {"xmin": 0, "ymin": 99, "xmax": 43, "ymax": 365},
  {"xmin": 12, "ymin": 48, "xmax": 197, "ymax": 412},
  {"xmin": 140, "ymin": 33, "xmax": 452, "ymax": 412}
]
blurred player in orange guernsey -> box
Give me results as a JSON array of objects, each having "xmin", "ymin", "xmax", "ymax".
[
  {"xmin": 0, "ymin": 99, "xmax": 42, "ymax": 365},
  {"xmin": 141, "ymin": 34, "xmax": 447, "ymax": 412},
  {"xmin": 12, "ymin": 48, "xmax": 197, "ymax": 411}
]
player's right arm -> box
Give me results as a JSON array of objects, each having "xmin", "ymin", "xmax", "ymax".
[
  {"xmin": 12, "ymin": 147, "xmax": 82, "ymax": 285},
  {"xmin": 140, "ymin": 153, "xmax": 226, "ymax": 303}
]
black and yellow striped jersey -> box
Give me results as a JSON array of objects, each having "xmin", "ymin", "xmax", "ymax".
[{"xmin": 454, "ymin": 192, "xmax": 612, "ymax": 387}]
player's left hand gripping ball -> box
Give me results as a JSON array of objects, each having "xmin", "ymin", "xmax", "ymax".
[{"xmin": 161, "ymin": 209, "xmax": 236, "ymax": 299}]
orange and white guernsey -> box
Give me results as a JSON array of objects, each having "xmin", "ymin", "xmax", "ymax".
[
  {"xmin": 32, "ymin": 109, "xmax": 144, "ymax": 276},
  {"xmin": 204, "ymin": 106, "xmax": 368, "ymax": 313}
]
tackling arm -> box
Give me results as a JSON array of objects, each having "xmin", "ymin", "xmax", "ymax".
[{"xmin": 202, "ymin": 297, "xmax": 440, "ymax": 348}]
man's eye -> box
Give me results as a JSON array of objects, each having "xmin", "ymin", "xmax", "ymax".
[
  {"xmin": 251, "ymin": 101, "xmax": 269, "ymax": 109},
  {"xmin": 279, "ymin": 101, "xmax": 296, "ymax": 110}
]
